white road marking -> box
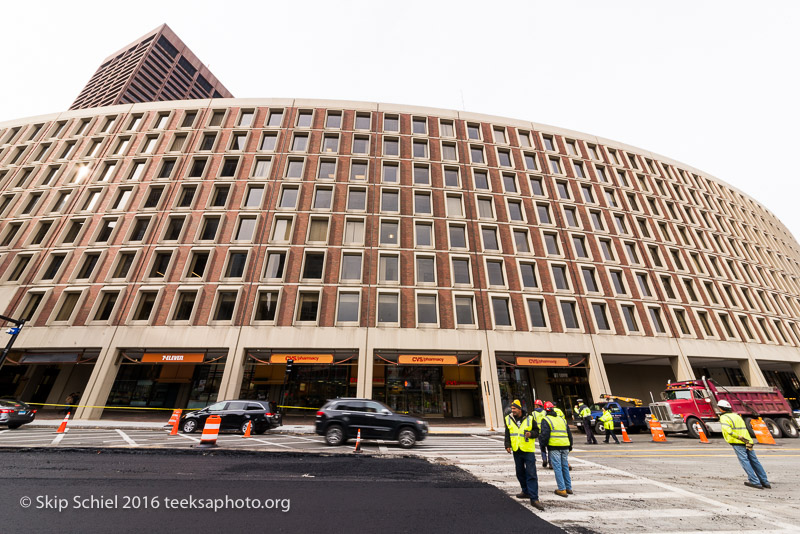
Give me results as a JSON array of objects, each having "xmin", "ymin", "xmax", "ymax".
[
  {"xmin": 175, "ymin": 433, "xmax": 201, "ymax": 443},
  {"xmin": 536, "ymin": 508, "xmax": 710, "ymax": 522},
  {"xmin": 539, "ymin": 491, "xmax": 677, "ymax": 502},
  {"xmin": 50, "ymin": 431, "xmax": 68, "ymax": 445},
  {"xmin": 115, "ymin": 429, "xmax": 138, "ymax": 446}
]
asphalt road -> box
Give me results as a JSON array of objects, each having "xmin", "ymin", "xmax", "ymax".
[{"xmin": 0, "ymin": 449, "xmax": 565, "ymax": 534}]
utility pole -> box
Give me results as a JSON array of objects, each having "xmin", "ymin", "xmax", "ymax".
[{"xmin": 0, "ymin": 314, "xmax": 25, "ymax": 371}]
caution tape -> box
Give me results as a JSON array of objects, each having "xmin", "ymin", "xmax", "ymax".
[
  {"xmin": 277, "ymin": 405, "xmax": 318, "ymax": 410},
  {"xmin": 25, "ymin": 402, "xmax": 178, "ymax": 411}
]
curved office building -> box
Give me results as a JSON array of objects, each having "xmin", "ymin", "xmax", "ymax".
[{"xmin": 2, "ymin": 98, "xmax": 800, "ymax": 424}]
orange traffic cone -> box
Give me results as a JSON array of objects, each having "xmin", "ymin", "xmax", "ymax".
[
  {"xmin": 169, "ymin": 409, "xmax": 182, "ymax": 436},
  {"xmin": 243, "ymin": 420, "xmax": 252, "ymax": 438},
  {"xmin": 353, "ymin": 428, "xmax": 362, "ymax": 453},
  {"xmin": 750, "ymin": 418, "xmax": 776, "ymax": 445},
  {"xmin": 196, "ymin": 415, "xmax": 221, "ymax": 448},
  {"xmin": 649, "ymin": 417, "xmax": 667, "ymax": 442},
  {"xmin": 57, "ymin": 412, "xmax": 70, "ymax": 434},
  {"xmin": 697, "ymin": 423, "xmax": 710, "ymax": 444},
  {"xmin": 620, "ymin": 422, "xmax": 632, "ymax": 443}
]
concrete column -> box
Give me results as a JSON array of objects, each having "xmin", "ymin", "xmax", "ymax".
[
  {"xmin": 669, "ymin": 353, "xmax": 695, "ymax": 381},
  {"xmin": 586, "ymin": 336, "xmax": 611, "ymax": 402},
  {"xmin": 792, "ymin": 363, "xmax": 800, "ymax": 384},
  {"xmin": 359, "ymin": 337, "xmax": 373, "ymax": 399},
  {"xmin": 45, "ymin": 364, "xmax": 75, "ymax": 406},
  {"xmin": 76, "ymin": 345, "xmax": 120, "ymax": 420},
  {"xmin": 740, "ymin": 356, "xmax": 768, "ymax": 387},
  {"xmin": 217, "ymin": 345, "xmax": 244, "ymax": 401},
  {"xmin": 480, "ymin": 333, "xmax": 503, "ymax": 430}
]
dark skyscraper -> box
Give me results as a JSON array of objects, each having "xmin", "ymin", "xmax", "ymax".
[{"xmin": 70, "ymin": 24, "xmax": 233, "ymax": 110}]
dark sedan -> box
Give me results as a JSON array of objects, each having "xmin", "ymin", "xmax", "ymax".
[
  {"xmin": 180, "ymin": 400, "xmax": 282, "ymax": 434},
  {"xmin": 315, "ymin": 398, "xmax": 428, "ymax": 448},
  {"xmin": 0, "ymin": 399, "xmax": 36, "ymax": 429}
]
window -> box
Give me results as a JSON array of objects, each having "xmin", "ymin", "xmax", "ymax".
[
  {"xmin": 502, "ymin": 173, "xmax": 517, "ymax": 192},
  {"xmin": 199, "ymin": 216, "xmax": 220, "ymax": 241},
  {"xmin": 285, "ymin": 158, "xmax": 304, "ymax": 178},
  {"xmin": 492, "ymin": 297, "xmax": 512, "ymax": 327},
  {"xmin": 549, "ymin": 157, "xmax": 562, "ymax": 174},
  {"xmin": 244, "ymin": 186, "xmax": 264, "ymax": 208},
  {"xmin": 133, "ymin": 291, "xmax": 157, "ymax": 321},
  {"xmin": 94, "ymin": 291, "xmax": 119, "ymax": 321},
  {"xmin": 544, "ymin": 233, "xmax": 560, "ymax": 255},
  {"xmin": 470, "ymin": 145, "xmax": 485, "ymax": 164},
  {"xmin": 235, "ymin": 217, "xmax": 257, "ymax": 241},
  {"xmin": 296, "ymin": 110, "xmax": 313, "ymax": 127},
  {"xmin": 149, "ymin": 252, "xmax": 172, "ymax": 278},
  {"xmin": 561, "ymin": 301, "xmax": 579, "ymax": 329},
  {"xmin": 621, "ymin": 305, "xmax": 639, "ymax": 332},
  {"xmin": 279, "ymin": 186, "xmax": 299, "ymax": 208},
  {"xmin": 267, "ymin": 109, "xmax": 284, "ymax": 127},
  {"xmin": 481, "ymin": 227, "xmax": 499, "ymax": 250},
  {"xmin": 599, "ymin": 239, "xmax": 615, "ymax": 261},
  {"xmin": 213, "ymin": 291, "xmax": 238, "ymax": 321},
  {"xmin": 477, "ymin": 197, "xmax": 494, "ymax": 218},
  {"xmin": 486, "ymin": 260, "xmax": 505, "ymax": 286},
  {"xmin": 341, "ymin": 254, "xmax": 362, "ymax": 281},
  {"xmin": 520, "ymin": 263, "xmax": 538, "ymax": 288},
  {"xmin": 229, "ymin": 133, "xmax": 247, "ymax": 151},
  {"xmin": 474, "ymin": 169, "xmax": 490, "ymax": 190},
  {"xmin": 350, "ymin": 161, "xmax": 368, "ymax": 181},
  {"xmin": 552, "ymin": 265, "xmax": 569, "ymax": 290},
  {"xmin": 189, "ymin": 158, "xmax": 207, "ymax": 178},
  {"xmin": 337, "ymin": 293, "xmax": 360, "ymax": 322},
  {"xmin": 163, "ymin": 217, "xmax": 185, "ymax": 241},
  {"xmin": 353, "ymin": 136, "xmax": 371, "ymax": 154},
  {"xmin": 186, "ymin": 251, "xmax": 210, "ymax": 279},
  {"xmin": 582, "ymin": 268, "xmax": 598, "ymax": 292},
  {"xmin": 383, "ymin": 115, "xmax": 399, "ymax": 132},
  {"xmin": 416, "ymin": 256, "xmax": 436, "ymax": 284},
  {"xmin": 20, "ymin": 293, "xmax": 44, "ymax": 321},
  {"xmin": 592, "ymin": 303, "xmax": 610, "ymax": 330},
  {"xmin": 225, "ymin": 251, "xmax": 248, "ymax": 278},
  {"xmin": 347, "ymin": 188, "xmax": 367, "ymax": 210},
  {"xmin": 415, "ymin": 221, "xmax": 433, "ymax": 247},
  {"xmin": 42, "ymin": 254, "xmax": 66, "ymax": 280},
  {"xmin": 296, "ymin": 292, "xmax": 320, "ymax": 322},
  {"xmin": 581, "ymin": 185, "xmax": 595, "ymax": 204},
  {"xmin": 527, "ymin": 300, "xmax": 547, "ymax": 328},
  {"xmin": 454, "ymin": 296, "xmax": 475, "ymax": 326},
  {"xmin": 417, "ymin": 294, "xmax": 438, "ymax": 324},
  {"xmin": 326, "ymin": 111, "xmax": 342, "ymax": 129},
  {"xmin": 414, "ymin": 191, "xmax": 431, "ymax": 214},
  {"xmin": 412, "ymin": 139, "xmax": 428, "ymax": 158},
  {"xmin": 380, "ymin": 220, "xmax": 399, "ymax": 245},
  {"xmin": 302, "ymin": 252, "xmax": 325, "ymax": 279},
  {"xmin": 76, "ymin": 253, "xmax": 101, "ymax": 279},
  {"xmin": 441, "ymin": 143, "xmax": 457, "ymax": 161},
  {"xmin": 252, "ymin": 158, "xmax": 272, "ymax": 178},
  {"xmin": 507, "ymin": 200, "xmax": 523, "ymax": 221},
  {"xmin": 513, "ymin": 229, "xmax": 530, "ymax": 253},
  {"xmin": 563, "ymin": 206, "xmax": 578, "ymax": 227},
  {"xmin": 537, "ymin": 204, "xmax": 552, "ymax": 224},
  {"xmin": 220, "ymin": 158, "xmax": 239, "ymax": 177},
  {"xmin": 355, "ymin": 113, "xmax": 371, "ymax": 130},
  {"xmin": 173, "ymin": 291, "xmax": 197, "ymax": 321},
  {"xmin": 313, "ymin": 187, "xmax": 333, "ymax": 210},
  {"xmin": 610, "ymin": 271, "xmax": 626, "ymax": 294},
  {"xmin": 542, "ymin": 135, "xmax": 556, "ymax": 151},
  {"xmin": 529, "ymin": 176, "xmax": 543, "ymax": 195},
  {"xmin": 413, "ymin": 164, "xmax": 429, "ymax": 185},
  {"xmin": 307, "ymin": 218, "xmax": 329, "ymax": 243},
  {"xmin": 449, "ymin": 225, "xmax": 467, "ymax": 248},
  {"xmin": 255, "ymin": 291, "xmax": 279, "ymax": 321},
  {"xmin": 200, "ymin": 133, "xmax": 217, "ymax": 151},
  {"xmin": 452, "ymin": 258, "xmax": 471, "ymax": 285},
  {"xmin": 264, "ymin": 251, "xmax": 287, "ymax": 279},
  {"xmin": 649, "ymin": 307, "xmax": 667, "ymax": 334},
  {"xmin": 636, "ymin": 273, "xmax": 652, "ymax": 297},
  {"xmin": 573, "ymin": 161, "xmax": 585, "ymax": 179},
  {"xmin": 379, "ymin": 255, "xmax": 399, "ymax": 283},
  {"xmin": 447, "ymin": 195, "xmax": 464, "ymax": 217},
  {"xmin": 675, "ymin": 309, "xmax": 692, "ymax": 335},
  {"xmin": 291, "ymin": 133, "xmax": 308, "ymax": 152},
  {"xmin": 572, "ymin": 236, "xmax": 588, "ymax": 258},
  {"xmin": 377, "ymin": 293, "xmax": 399, "ymax": 323},
  {"xmin": 412, "ymin": 116, "xmax": 427, "ymax": 134},
  {"xmin": 382, "ymin": 162, "xmax": 399, "ymax": 183},
  {"xmin": 343, "ymin": 219, "xmax": 365, "ymax": 245},
  {"xmin": 260, "ymin": 132, "xmax": 277, "ymax": 151}
]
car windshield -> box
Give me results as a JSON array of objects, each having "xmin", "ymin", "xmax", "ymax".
[
  {"xmin": 662, "ymin": 390, "xmax": 693, "ymax": 400},
  {"xmin": 0, "ymin": 399, "xmax": 21, "ymax": 407},
  {"xmin": 591, "ymin": 402, "xmax": 622, "ymax": 414}
]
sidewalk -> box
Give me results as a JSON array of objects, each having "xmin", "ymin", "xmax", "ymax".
[{"xmin": 27, "ymin": 418, "xmax": 503, "ymax": 436}]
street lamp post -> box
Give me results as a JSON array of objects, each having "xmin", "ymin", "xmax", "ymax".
[{"xmin": 0, "ymin": 314, "xmax": 25, "ymax": 371}]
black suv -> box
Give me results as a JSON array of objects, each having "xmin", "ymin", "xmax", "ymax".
[
  {"xmin": 180, "ymin": 400, "xmax": 281, "ymax": 434},
  {"xmin": 0, "ymin": 399, "xmax": 36, "ymax": 429},
  {"xmin": 315, "ymin": 398, "xmax": 428, "ymax": 448}
]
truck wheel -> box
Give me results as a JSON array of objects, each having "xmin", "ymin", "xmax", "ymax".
[
  {"xmin": 776, "ymin": 417, "xmax": 799, "ymax": 438},
  {"xmin": 595, "ymin": 421, "xmax": 605, "ymax": 436},
  {"xmin": 743, "ymin": 417, "xmax": 757, "ymax": 438},
  {"xmin": 686, "ymin": 417, "xmax": 707, "ymax": 440},
  {"xmin": 762, "ymin": 418, "xmax": 783, "ymax": 439}
]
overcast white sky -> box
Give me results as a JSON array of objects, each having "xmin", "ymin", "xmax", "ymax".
[{"xmin": 2, "ymin": 1, "xmax": 799, "ymax": 240}]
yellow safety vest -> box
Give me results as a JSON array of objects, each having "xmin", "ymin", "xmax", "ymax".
[
  {"xmin": 599, "ymin": 410, "xmax": 614, "ymax": 430},
  {"xmin": 554, "ymin": 407, "xmax": 565, "ymax": 419},
  {"xmin": 720, "ymin": 412, "xmax": 753, "ymax": 445},
  {"xmin": 506, "ymin": 414, "xmax": 536, "ymax": 453},
  {"xmin": 533, "ymin": 409, "xmax": 546, "ymax": 425},
  {"xmin": 579, "ymin": 406, "xmax": 592, "ymax": 418},
  {"xmin": 544, "ymin": 415, "xmax": 570, "ymax": 447}
]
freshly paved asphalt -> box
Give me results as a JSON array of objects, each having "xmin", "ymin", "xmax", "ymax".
[{"xmin": 0, "ymin": 449, "xmax": 565, "ymax": 533}]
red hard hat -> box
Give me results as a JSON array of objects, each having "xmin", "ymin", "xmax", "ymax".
[
  {"xmin": 544, "ymin": 401, "xmax": 554, "ymax": 410},
  {"xmin": 534, "ymin": 400, "xmax": 543, "ymax": 407}
]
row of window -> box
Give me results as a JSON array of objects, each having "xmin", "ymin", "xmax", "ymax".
[
  {"xmin": 5, "ymin": 241, "xmax": 800, "ymax": 321},
  {"xmin": 16, "ymin": 283, "xmax": 800, "ymax": 348}
]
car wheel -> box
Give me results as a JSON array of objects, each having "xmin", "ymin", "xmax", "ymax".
[
  {"xmin": 181, "ymin": 419, "xmax": 198, "ymax": 433},
  {"xmin": 743, "ymin": 417, "xmax": 757, "ymax": 438},
  {"xmin": 762, "ymin": 417, "xmax": 783, "ymax": 439},
  {"xmin": 241, "ymin": 421, "xmax": 253, "ymax": 435},
  {"xmin": 777, "ymin": 417, "xmax": 799, "ymax": 438},
  {"xmin": 397, "ymin": 428, "xmax": 416, "ymax": 449},
  {"xmin": 686, "ymin": 417, "xmax": 707, "ymax": 439},
  {"xmin": 7, "ymin": 423, "xmax": 21, "ymax": 430},
  {"xmin": 325, "ymin": 425, "xmax": 346, "ymax": 446}
]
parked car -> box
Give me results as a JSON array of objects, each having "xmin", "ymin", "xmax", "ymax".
[
  {"xmin": 315, "ymin": 398, "xmax": 428, "ymax": 449},
  {"xmin": 0, "ymin": 399, "xmax": 36, "ymax": 429},
  {"xmin": 180, "ymin": 400, "xmax": 281, "ymax": 434}
]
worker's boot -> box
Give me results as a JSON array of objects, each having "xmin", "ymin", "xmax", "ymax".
[
  {"xmin": 530, "ymin": 499, "xmax": 545, "ymax": 511},
  {"xmin": 515, "ymin": 492, "xmax": 529, "ymax": 499},
  {"xmin": 554, "ymin": 490, "xmax": 568, "ymax": 498}
]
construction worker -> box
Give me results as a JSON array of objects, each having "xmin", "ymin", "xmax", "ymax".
[
  {"xmin": 718, "ymin": 400, "xmax": 771, "ymax": 489},
  {"xmin": 544, "ymin": 401, "xmax": 571, "ymax": 471},
  {"xmin": 600, "ymin": 405, "xmax": 619, "ymax": 444},
  {"xmin": 504, "ymin": 399, "xmax": 545, "ymax": 511},
  {"xmin": 532, "ymin": 400, "xmax": 548, "ymax": 468},
  {"xmin": 577, "ymin": 399, "xmax": 597, "ymax": 444},
  {"xmin": 540, "ymin": 403, "xmax": 574, "ymax": 497},
  {"xmin": 553, "ymin": 404, "xmax": 566, "ymax": 419}
]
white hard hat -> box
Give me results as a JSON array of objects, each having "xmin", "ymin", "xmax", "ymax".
[{"xmin": 717, "ymin": 400, "xmax": 732, "ymax": 410}]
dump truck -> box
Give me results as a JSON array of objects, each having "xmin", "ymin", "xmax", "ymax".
[{"xmin": 648, "ymin": 377, "xmax": 799, "ymax": 439}]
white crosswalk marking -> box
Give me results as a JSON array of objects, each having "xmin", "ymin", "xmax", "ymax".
[{"xmin": 115, "ymin": 429, "xmax": 137, "ymax": 446}]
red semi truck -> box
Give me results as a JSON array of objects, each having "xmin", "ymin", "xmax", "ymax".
[{"xmin": 648, "ymin": 377, "xmax": 799, "ymax": 439}]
